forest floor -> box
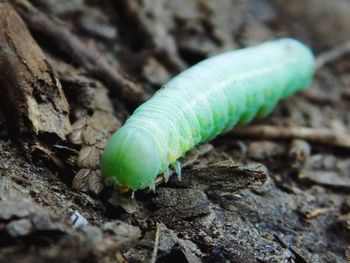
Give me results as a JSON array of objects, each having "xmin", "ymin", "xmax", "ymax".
[{"xmin": 1, "ymin": 0, "xmax": 350, "ymax": 262}]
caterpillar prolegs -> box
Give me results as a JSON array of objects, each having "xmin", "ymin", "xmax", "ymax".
[{"xmin": 101, "ymin": 38, "xmax": 315, "ymax": 191}]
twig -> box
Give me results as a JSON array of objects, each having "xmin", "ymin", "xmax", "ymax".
[
  {"xmin": 11, "ymin": 0, "xmax": 150, "ymax": 106},
  {"xmin": 230, "ymin": 125, "xmax": 350, "ymax": 150},
  {"xmin": 150, "ymin": 223, "xmax": 161, "ymax": 263},
  {"xmin": 31, "ymin": 144, "xmax": 65, "ymax": 168},
  {"xmin": 315, "ymin": 40, "xmax": 350, "ymax": 70}
]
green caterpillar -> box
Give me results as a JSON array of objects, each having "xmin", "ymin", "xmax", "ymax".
[{"xmin": 101, "ymin": 38, "xmax": 315, "ymax": 192}]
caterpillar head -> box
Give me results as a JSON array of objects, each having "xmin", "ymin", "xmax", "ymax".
[{"xmin": 101, "ymin": 126, "xmax": 161, "ymax": 191}]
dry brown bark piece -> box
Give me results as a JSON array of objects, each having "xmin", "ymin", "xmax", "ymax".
[
  {"xmin": 185, "ymin": 161, "xmax": 268, "ymax": 194},
  {"xmin": 230, "ymin": 125, "xmax": 350, "ymax": 151},
  {"xmin": 0, "ymin": 2, "xmax": 71, "ymax": 139},
  {"xmin": 12, "ymin": 0, "xmax": 149, "ymax": 106}
]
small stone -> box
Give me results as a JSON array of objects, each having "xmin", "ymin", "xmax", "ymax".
[
  {"xmin": 203, "ymin": 235, "xmax": 214, "ymax": 247},
  {"xmin": 6, "ymin": 219, "xmax": 32, "ymax": 237}
]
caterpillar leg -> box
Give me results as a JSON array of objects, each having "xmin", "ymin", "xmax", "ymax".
[
  {"xmin": 149, "ymin": 181, "xmax": 156, "ymax": 192},
  {"xmin": 172, "ymin": 161, "xmax": 182, "ymax": 181},
  {"xmin": 163, "ymin": 166, "xmax": 171, "ymax": 183}
]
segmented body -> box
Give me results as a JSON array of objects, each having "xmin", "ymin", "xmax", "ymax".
[{"xmin": 101, "ymin": 38, "xmax": 315, "ymax": 191}]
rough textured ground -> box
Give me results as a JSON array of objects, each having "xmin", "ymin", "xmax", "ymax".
[{"xmin": 1, "ymin": 0, "xmax": 350, "ymax": 262}]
